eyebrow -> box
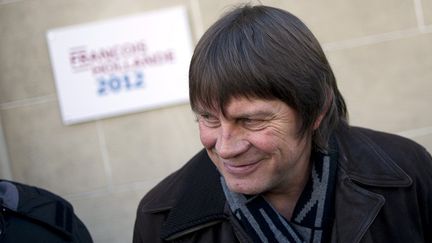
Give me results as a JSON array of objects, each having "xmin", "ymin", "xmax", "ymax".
[
  {"xmin": 193, "ymin": 107, "xmax": 217, "ymax": 115},
  {"xmin": 193, "ymin": 105, "xmax": 277, "ymax": 120},
  {"xmin": 228, "ymin": 110, "xmax": 275, "ymax": 119}
]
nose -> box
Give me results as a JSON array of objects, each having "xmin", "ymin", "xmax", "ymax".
[{"xmin": 215, "ymin": 123, "xmax": 250, "ymax": 159}]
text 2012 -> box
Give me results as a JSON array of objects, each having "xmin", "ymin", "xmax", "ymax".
[{"xmin": 97, "ymin": 71, "xmax": 144, "ymax": 95}]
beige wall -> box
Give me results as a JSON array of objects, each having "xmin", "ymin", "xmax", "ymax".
[{"xmin": 0, "ymin": 0, "xmax": 431, "ymax": 242}]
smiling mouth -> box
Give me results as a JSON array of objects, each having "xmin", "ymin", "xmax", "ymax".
[{"xmin": 223, "ymin": 160, "xmax": 261, "ymax": 176}]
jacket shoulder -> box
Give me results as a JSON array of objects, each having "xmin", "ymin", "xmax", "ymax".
[
  {"xmin": 352, "ymin": 126, "xmax": 427, "ymax": 152},
  {"xmin": 0, "ymin": 180, "xmax": 93, "ymax": 243},
  {"xmin": 341, "ymin": 126, "xmax": 432, "ymax": 183},
  {"xmin": 353, "ymin": 127, "xmax": 431, "ymax": 166},
  {"xmin": 137, "ymin": 149, "xmax": 211, "ymax": 213}
]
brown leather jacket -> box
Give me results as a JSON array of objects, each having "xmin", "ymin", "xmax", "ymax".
[{"xmin": 133, "ymin": 126, "xmax": 432, "ymax": 243}]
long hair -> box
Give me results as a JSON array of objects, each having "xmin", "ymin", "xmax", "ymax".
[{"xmin": 189, "ymin": 4, "xmax": 348, "ymax": 150}]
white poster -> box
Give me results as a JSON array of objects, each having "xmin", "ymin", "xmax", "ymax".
[{"xmin": 47, "ymin": 6, "xmax": 193, "ymax": 124}]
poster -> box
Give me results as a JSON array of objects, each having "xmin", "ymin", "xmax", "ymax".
[{"xmin": 47, "ymin": 6, "xmax": 193, "ymax": 124}]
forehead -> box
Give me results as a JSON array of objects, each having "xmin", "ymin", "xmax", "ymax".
[
  {"xmin": 225, "ymin": 98, "xmax": 277, "ymax": 113},
  {"xmin": 196, "ymin": 97, "xmax": 295, "ymax": 118}
]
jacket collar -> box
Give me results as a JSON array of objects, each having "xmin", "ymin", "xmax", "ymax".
[
  {"xmin": 158, "ymin": 150, "xmax": 228, "ymax": 240},
  {"xmin": 332, "ymin": 125, "xmax": 412, "ymax": 243},
  {"xmin": 335, "ymin": 125, "xmax": 412, "ymax": 187}
]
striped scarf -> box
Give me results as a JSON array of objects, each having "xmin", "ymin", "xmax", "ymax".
[{"xmin": 221, "ymin": 148, "xmax": 337, "ymax": 243}]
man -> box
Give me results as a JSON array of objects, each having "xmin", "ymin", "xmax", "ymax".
[{"xmin": 133, "ymin": 4, "xmax": 432, "ymax": 243}]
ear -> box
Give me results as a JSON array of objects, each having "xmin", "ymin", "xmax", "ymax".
[
  {"xmin": 313, "ymin": 112, "xmax": 325, "ymax": 130},
  {"xmin": 313, "ymin": 95, "xmax": 333, "ymax": 130}
]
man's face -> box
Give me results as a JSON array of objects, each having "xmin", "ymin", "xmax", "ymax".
[{"xmin": 195, "ymin": 97, "xmax": 312, "ymax": 195}]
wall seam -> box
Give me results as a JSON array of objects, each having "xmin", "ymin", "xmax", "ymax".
[
  {"xmin": 0, "ymin": 94, "xmax": 57, "ymax": 110},
  {"xmin": 413, "ymin": 0, "xmax": 427, "ymax": 32},
  {"xmin": 0, "ymin": 114, "xmax": 13, "ymax": 179},
  {"xmin": 189, "ymin": 0, "xmax": 205, "ymax": 42},
  {"xmin": 323, "ymin": 27, "xmax": 432, "ymax": 51},
  {"xmin": 0, "ymin": 0, "xmax": 25, "ymax": 5},
  {"xmin": 95, "ymin": 120, "xmax": 113, "ymax": 191},
  {"xmin": 64, "ymin": 178, "xmax": 161, "ymax": 200}
]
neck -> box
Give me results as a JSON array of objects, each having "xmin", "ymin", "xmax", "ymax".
[{"xmin": 263, "ymin": 153, "xmax": 312, "ymax": 220}]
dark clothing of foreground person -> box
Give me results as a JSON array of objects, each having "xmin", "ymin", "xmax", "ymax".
[
  {"xmin": 0, "ymin": 180, "xmax": 93, "ymax": 243},
  {"xmin": 134, "ymin": 126, "xmax": 432, "ymax": 242},
  {"xmin": 133, "ymin": 4, "xmax": 432, "ymax": 243}
]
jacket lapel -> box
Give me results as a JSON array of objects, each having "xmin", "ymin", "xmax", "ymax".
[
  {"xmin": 336, "ymin": 126, "xmax": 412, "ymax": 187},
  {"xmin": 332, "ymin": 126, "xmax": 413, "ymax": 242},
  {"xmin": 332, "ymin": 173, "xmax": 385, "ymax": 243}
]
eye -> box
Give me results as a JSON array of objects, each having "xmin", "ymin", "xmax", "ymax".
[
  {"xmin": 240, "ymin": 118, "xmax": 266, "ymax": 130},
  {"xmin": 197, "ymin": 113, "xmax": 220, "ymax": 128}
]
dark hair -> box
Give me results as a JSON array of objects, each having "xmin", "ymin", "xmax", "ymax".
[{"xmin": 189, "ymin": 4, "xmax": 348, "ymax": 150}]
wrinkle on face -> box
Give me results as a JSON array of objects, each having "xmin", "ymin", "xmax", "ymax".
[{"xmin": 196, "ymin": 97, "xmax": 313, "ymax": 198}]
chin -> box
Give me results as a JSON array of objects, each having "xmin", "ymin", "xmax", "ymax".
[{"xmin": 226, "ymin": 178, "xmax": 265, "ymax": 195}]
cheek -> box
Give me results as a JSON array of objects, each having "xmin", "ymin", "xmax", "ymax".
[
  {"xmin": 248, "ymin": 131, "xmax": 279, "ymax": 153},
  {"xmin": 198, "ymin": 125, "xmax": 217, "ymax": 149}
]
